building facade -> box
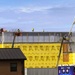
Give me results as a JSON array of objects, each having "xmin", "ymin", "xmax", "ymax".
[{"xmin": 0, "ymin": 32, "xmax": 74, "ymax": 68}]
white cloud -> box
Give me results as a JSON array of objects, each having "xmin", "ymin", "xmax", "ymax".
[
  {"xmin": 17, "ymin": 6, "xmax": 51, "ymax": 13},
  {"xmin": 3, "ymin": 5, "xmax": 60, "ymax": 13},
  {"xmin": 0, "ymin": 5, "xmax": 74, "ymax": 13},
  {"xmin": 16, "ymin": 5, "xmax": 65, "ymax": 13},
  {"xmin": 14, "ymin": 5, "xmax": 75, "ymax": 13}
]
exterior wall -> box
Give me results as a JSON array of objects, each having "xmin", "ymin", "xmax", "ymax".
[
  {"xmin": 0, "ymin": 32, "xmax": 68, "ymax": 43},
  {"xmin": 0, "ymin": 43, "xmax": 73, "ymax": 68},
  {"xmin": 0, "ymin": 60, "xmax": 24, "ymax": 75},
  {"xmin": 0, "ymin": 32, "xmax": 74, "ymax": 69}
]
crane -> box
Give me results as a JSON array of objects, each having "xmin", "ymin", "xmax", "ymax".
[{"xmin": 56, "ymin": 19, "xmax": 75, "ymax": 67}]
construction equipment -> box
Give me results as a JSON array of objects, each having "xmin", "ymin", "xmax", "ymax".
[
  {"xmin": 12, "ymin": 29, "xmax": 22, "ymax": 48},
  {"xmin": 57, "ymin": 19, "xmax": 75, "ymax": 67}
]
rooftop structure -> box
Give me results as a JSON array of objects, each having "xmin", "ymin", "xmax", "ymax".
[{"xmin": 0, "ymin": 32, "xmax": 69, "ymax": 43}]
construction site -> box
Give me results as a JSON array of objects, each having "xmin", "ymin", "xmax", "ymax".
[{"xmin": 0, "ymin": 24, "xmax": 75, "ymax": 75}]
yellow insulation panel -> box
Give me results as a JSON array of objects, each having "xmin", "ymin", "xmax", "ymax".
[
  {"xmin": 0, "ymin": 43, "xmax": 74, "ymax": 68},
  {"xmin": 72, "ymin": 53, "xmax": 75, "ymax": 64}
]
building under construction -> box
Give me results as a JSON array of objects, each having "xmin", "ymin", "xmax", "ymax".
[{"xmin": 0, "ymin": 31, "xmax": 75, "ymax": 75}]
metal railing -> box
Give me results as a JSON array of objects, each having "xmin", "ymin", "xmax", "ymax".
[{"xmin": 0, "ymin": 32, "xmax": 69, "ymax": 43}]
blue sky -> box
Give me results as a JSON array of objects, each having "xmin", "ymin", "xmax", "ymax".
[{"xmin": 0, "ymin": 0, "xmax": 75, "ymax": 32}]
